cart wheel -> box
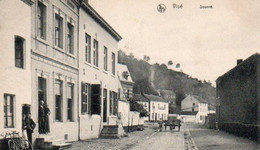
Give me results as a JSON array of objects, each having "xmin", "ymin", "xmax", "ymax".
[{"xmin": 8, "ymin": 140, "xmax": 18, "ymax": 150}]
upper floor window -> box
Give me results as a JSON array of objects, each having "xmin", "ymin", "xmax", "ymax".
[
  {"xmin": 112, "ymin": 52, "xmax": 115, "ymax": 75},
  {"xmin": 85, "ymin": 34, "xmax": 91, "ymax": 63},
  {"xmin": 37, "ymin": 1, "xmax": 46, "ymax": 40},
  {"xmin": 55, "ymin": 14, "xmax": 63, "ymax": 48},
  {"xmin": 93, "ymin": 39, "xmax": 99, "ymax": 67},
  {"xmin": 67, "ymin": 23, "xmax": 74, "ymax": 54},
  {"xmin": 104, "ymin": 46, "xmax": 108, "ymax": 71},
  {"xmin": 4, "ymin": 94, "xmax": 15, "ymax": 128},
  {"xmin": 15, "ymin": 36, "xmax": 25, "ymax": 69}
]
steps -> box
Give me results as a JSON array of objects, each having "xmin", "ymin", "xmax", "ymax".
[
  {"xmin": 100, "ymin": 125, "xmax": 120, "ymax": 139},
  {"xmin": 35, "ymin": 134, "xmax": 72, "ymax": 150},
  {"xmin": 100, "ymin": 124, "xmax": 126, "ymax": 139}
]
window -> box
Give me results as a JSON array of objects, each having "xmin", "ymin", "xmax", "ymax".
[
  {"xmin": 103, "ymin": 89, "xmax": 107, "ymax": 122},
  {"xmin": 104, "ymin": 46, "xmax": 108, "ymax": 71},
  {"xmin": 38, "ymin": 77, "xmax": 47, "ymax": 109},
  {"xmin": 152, "ymin": 113, "xmax": 154, "ymax": 120},
  {"xmin": 192, "ymin": 103, "xmax": 195, "ymax": 112},
  {"xmin": 55, "ymin": 14, "xmax": 63, "ymax": 48},
  {"xmin": 113, "ymin": 92, "xmax": 118, "ymax": 115},
  {"xmin": 37, "ymin": 1, "xmax": 46, "ymax": 39},
  {"xmin": 55, "ymin": 80, "xmax": 63, "ymax": 121},
  {"xmin": 91, "ymin": 85, "xmax": 101, "ymax": 114},
  {"xmin": 85, "ymin": 34, "xmax": 91, "ymax": 63},
  {"xmin": 93, "ymin": 39, "xmax": 99, "ymax": 66},
  {"xmin": 4, "ymin": 94, "xmax": 15, "ymax": 128},
  {"xmin": 81, "ymin": 82, "xmax": 89, "ymax": 114},
  {"xmin": 112, "ymin": 52, "xmax": 115, "ymax": 75},
  {"xmin": 67, "ymin": 23, "xmax": 74, "ymax": 54},
  {"xmin": 200, "ymin": 116, "xmax": 203, "ymax": 121},
  {"xmin": 15, "ymin": 36, "xmax": 25, "ymax": 68},
  {"xmin": 109, "ymin": 91, "xmax": 113, "ymax": 115},
  {"xmin": 67, "ymin": 83, "xmax": 73, "ymax": 121}
]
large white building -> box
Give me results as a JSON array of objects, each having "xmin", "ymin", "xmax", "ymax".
[
  {"xmin": 181, "ymin": 95, "xmax": 209, "ymax": 123},
  {"xmin": 0, "ymin": 0, "xmax": 33, "ymax": 137},
  {"xmin": 78, "ymin": 1, "xmax": 122, "ymax": 140}
]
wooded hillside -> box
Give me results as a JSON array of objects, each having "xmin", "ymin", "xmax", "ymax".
[{"xmin": 118, "ymin": 50, "xmax": 216, "ymax": 110}]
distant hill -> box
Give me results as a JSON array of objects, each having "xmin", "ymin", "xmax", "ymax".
[{"xmin": 118, "ymin": 50, "xmax": 216, "ymax": 109}]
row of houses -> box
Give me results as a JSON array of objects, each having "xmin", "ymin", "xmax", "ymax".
[{"xmin": 0, "ymin": 0, "xmax": 144, "ymax": 147}]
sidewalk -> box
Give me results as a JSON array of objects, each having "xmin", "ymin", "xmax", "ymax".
[
  {"xmin": 70, "ymin": 124, "xmax": 158, "ymax": 150},
  {"xmin": 188, "ymin": 124, "xmax": 260, "ymax": 150}
]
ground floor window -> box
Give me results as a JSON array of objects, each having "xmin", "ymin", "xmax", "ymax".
[
  {"xmin": 109, "ymin": 91, "xmax": 118, "ymax": 115},
  {"xmin": 4, "ymin": 94, "xmax": 15, "ymax": 128},
  {"xmin": 55, "ymin": 79, "xmax": 63, "ymax": 121},
  {"xmin": 91, "ymin": 84, "xmax": 101, "ymax": 115},
  {"xmin": 67, "ymin": 83, "xmax": 74, "ymax": 121}
]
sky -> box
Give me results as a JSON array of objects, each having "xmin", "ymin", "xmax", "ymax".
[{"xmin": 89, "ymin": 0, "xmax": 260, "ymax": 86}]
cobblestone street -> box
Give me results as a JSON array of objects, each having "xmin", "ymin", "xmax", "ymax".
[
  {"xmin": 70, "ymin": 123, "xmax": 259, "ymax": 150},
  {"xmin": 70, "ymin": 123, "xmax": 185, "ymax": 150}
]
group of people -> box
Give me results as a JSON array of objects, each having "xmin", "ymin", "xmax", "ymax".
[{"xmin": 22, "ymin": 100, "xmax": 50, "ymax": 144}]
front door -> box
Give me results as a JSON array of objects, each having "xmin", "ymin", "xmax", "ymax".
[
  {"xmin": 38, "ymin": 77, "xmax": 47, "ymax": 133},
  {"xmin": 103, "ymin": 89, "xmax": 107, "ymax": 122}
]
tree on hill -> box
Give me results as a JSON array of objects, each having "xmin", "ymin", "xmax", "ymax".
[{"xmin": 129, "ymin": 97, "xmax": 149, "ymax": 117}]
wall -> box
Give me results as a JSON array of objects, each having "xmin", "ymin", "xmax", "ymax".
[
  {"xmin": 78, "ymin": 7, "xmax": 120, "ymax": 140},
  {"xmin": 0, "ymin": 0, "xmax": 32, "ymax": 137},
  {"xmin": 181, "ymin": 95, "xmax": 199, "ymax": 112},
  {"xmin": 196, "ymin": 103, "xmax": 208, "ymax": 123},
  {"xmin": 218, "ymin": 57, "xmax": 258, "ymax": 125},
  {"xmin": 149, "ymin": 101, "xmax": 169, "ymax": 121},
  {"xmin": 118, "ymin": 100, "xmax": 130, "ymax": 127},
  {"xmin": 30, "ymin": 0, "xmax": 79, "ymax": 142}
]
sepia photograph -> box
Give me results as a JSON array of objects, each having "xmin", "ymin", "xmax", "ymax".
[{"xmin": 0, "ymin": 0, "xmax": 259, "ymax": 149}]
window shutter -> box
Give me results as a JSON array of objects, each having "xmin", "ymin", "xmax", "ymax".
[
  {"xmin": 81, "ymin": 82, "xmax": 86, "ymax": 114},
  {"xmin": 88, "ymin": 84, "xmax": 92, "ymax": 115}
]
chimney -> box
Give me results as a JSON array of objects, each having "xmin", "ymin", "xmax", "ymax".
[{"xmin": 237, "ymin": 59, "xmax": 243, "ymax": 65}]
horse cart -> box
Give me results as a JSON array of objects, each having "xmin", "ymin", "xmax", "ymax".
[{"xmin": 163, "ymin": 114, "xmax": 181, "ymax": 131}]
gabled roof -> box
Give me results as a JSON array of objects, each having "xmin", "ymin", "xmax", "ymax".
[
  {"xmin": 181, "ymin": 111, "xmax": 198, "ymax": 116},
  {"xmin": 182, "ymin": 95, "xmax": 207, "ymax": 104},
  {"xmin": 216, "ymin": 53, "xmax": 260, "ymax": 82},
  {"xmin": 133, "ymin": 94, "xmax": 149, "ymax": 102},
  {"xmin": 80, "ymin": 1, "xmax": 122, "ymax": 41},
  {"xmin": 144, "ymin": 94, "xmax": 169, "ymax": 103},
  {"xmin": 117, "ymin": 64, "xmax": 134, "ymax": 84}
]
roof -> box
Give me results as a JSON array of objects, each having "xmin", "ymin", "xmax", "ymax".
[
  {"xmin": 144, "ymin": 94, "xmax": 169, "ymax": 103},
  {"xmin": 181, "ymin": 111, "xmax": 198, "ymax": 116},
  {"xmin": 117, "ymin": 64, "xmax": 134, "ymax": 84},
  {"xmin": 216, "ymin": 53, "xmax": 260, "ymax": 82},
  {"xmin": 81, "ymin": 1, "xmax": 122, "ymax": 41},
  {"xmin": 133, "ymin": 94, "xmax": 149, "ymax": 102},
  {"xmin": 182, "ymin": 95, "xmax": 207, "ymax": 103}
]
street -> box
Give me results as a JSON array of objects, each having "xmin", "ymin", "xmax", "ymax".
[{"xmin": 70, "ymin": 123, "xmax": 259, "ymax": 150}]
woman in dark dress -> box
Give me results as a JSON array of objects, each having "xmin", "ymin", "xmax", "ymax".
[
  {"xmin": 38, "ymin": 100, "xmax": 45, "ymax": 134},
  {"xmin": 44, "ymin": 104, "xmax": 50, "ymax": 133}
]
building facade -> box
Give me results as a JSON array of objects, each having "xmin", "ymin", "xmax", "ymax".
[
  {"xmin": 216, "ymin": 53, "xmax": 260, "ymax": 141},
  {"xmin": 118, "ymin": 64, "xmax": 134, "ymax": 99},
  {"xmin": 30, "ymin": 0, "xmax": 80, "ymax": 141},
  {"xmin": 145, "ymin": 94, "xmax": 169, "ymax": 121},
  {"xmin": 0, "ymin": 0, "xmax": 33, "ymax": 138},
  {"xmin": 181, "ymin": 95, "xmax": 208, "ymax": 123},
  {"xmin": 78, "ymin": 1, "xmax": 122, "ymax": 140}
]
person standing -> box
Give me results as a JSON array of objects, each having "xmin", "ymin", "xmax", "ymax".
[
  {"xmin": 23, "ymin": 113, "xmax": 36, "ymax": 144},
  {"xmin": 38, "ymin": 100, "xmax": 45, "ymax": 134},
  {"xmin": 44, "ymin": 104, "xmax": 50, "ymax": 133}
]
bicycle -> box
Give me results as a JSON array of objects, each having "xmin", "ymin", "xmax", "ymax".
[{"xmin": 1, "ymin": 130, "xmax": 33, "ymax": 150}]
